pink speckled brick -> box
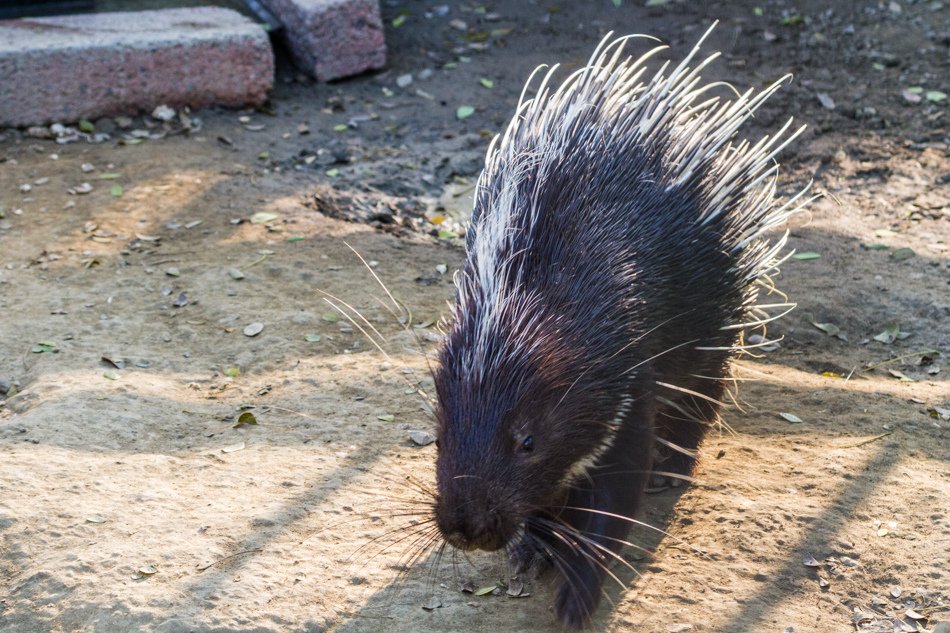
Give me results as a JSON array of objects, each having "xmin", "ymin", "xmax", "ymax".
[
  {"xmin": 0, "ymin": 7, "xmax": 274, "ymax": 127},
  {"xmin": 260, "ymin": 0, "xmax": 385, "ymax": 81}
]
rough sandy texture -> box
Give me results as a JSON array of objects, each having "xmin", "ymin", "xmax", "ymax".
[{"xmin": 1, "ymin": 1, "xmax": 948, "ymax": 632}]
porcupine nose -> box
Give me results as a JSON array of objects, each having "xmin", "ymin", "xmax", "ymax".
[{"xmin": 439, "ymin": 503, "xmax": 507, "ymax": 552}]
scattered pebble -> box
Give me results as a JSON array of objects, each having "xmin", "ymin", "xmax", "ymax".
[
  {"xmin": 152, "ymin": 105, "xmax": 176, "ymax": 121},
  {"xmin": 409, "ymin": 430, "xmax": 435, "ymax": 446},
  {"xmin": 243, "ymin": 322, "xmax": 264, "ymax": 337}
]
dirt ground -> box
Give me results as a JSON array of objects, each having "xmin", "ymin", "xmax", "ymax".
[{"xmin": 1, "ymin": 1, "xmax": 948, "ymax": 632}]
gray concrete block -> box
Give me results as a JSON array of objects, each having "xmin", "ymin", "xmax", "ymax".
[
  {"xmin": 0, "ymin": 7, "xmax": 274, "ymax": 127},
  {"xmin": 261, "ymin": 0, "xmax": 385, "ymax": 81}
]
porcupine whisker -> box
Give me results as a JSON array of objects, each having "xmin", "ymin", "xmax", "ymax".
[
  {"xmin": 347, "ymin": 518, "xmax": 439, "ymax": 567},
  {"xmin": 551, "ymin": 517, "xmax": 722, "ymax": 601},
  {"xmin": 342, "ymin": 482, "xmax": 435, "ymax": 508},
  {"xmin": 533, "ymin": 516, "xmax": 650, "ymax": 575},
  {"xmin": 424, "ymin": 540, "xmax": 448, "ymax": 598},
  {"xmin": 365, "ymin": 469, "xmax": 438, "ymax": 501},
  {"xmin": 540, "ymin": 499, "xmax": 716, "ymax": 569},
  {"xmin": 558, "ymin": 506, "xmax": 708, "ymax": 558},
  {"xmin": 403, "ymin": 474, "xmax": 438, "ymax": 500},
  {"xmin": 529, "ymin": 518, "xmax": 625, "ymax": 602},
  {"xmin": 304, "ymin": 508, "xmax": 435, "ymax": 543},
  {"xmin": 572, "ymin": 467, "xmax": 696, "ymax": 486},
  {"xmin": 354, "ymin": 529, "xmax": 443, "ymax": 608},
  {"xmin": 388, "ymin": 525, "xmax": 442, "ymax": 577},
  {"xmin": 526, "ymin": 526, "xmax": 608, "ymax": 607},
  {"xmin": 380, "ymin": 528, "xmax": 444, "ymax": 606}
]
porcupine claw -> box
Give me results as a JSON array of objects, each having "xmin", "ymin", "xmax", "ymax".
[{"xmin": 509, "ymin": 539, "xmax": 537, "ymax": 575}]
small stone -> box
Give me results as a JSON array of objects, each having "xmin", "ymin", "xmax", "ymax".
[
  {"xmin": 0, "ymin": 378, "xmax": 11, "ymax": 395},
  {"xmin": 816, "ymin": 92, "xmax": 835, "ymax": 110},
  {"xmin": 81, "ymin": 163, "xmax": 95, "ymax": 173},
  {"xmin": 152, "ymin": 104, "xmax": 176, "ymax": 121},
  {"xmin": 243, "ymin": 322, "xmax": 264, "ymax": 337},
  {"xmin": 396, "ymin": 73, "xmax": 413, "ymax": 88},
  {"xmin": 95, "ymin": 118, "xmax": 117, "ymax": 134},
  {"xmin": 409, "ymin": 430, "xmax": 435, "ymax": 446},
  {"xmin": 115, "ymin": 116, "xmax": 134, "ymax": 129},
  {"xmin": 26, "ymin": 126, "xmax": 52, "ymax": 139}
]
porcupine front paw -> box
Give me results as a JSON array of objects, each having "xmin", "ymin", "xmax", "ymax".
[
  {"xmin": 508, "ymin": 527, "xmax": 554, "ymax": 576},
  {"xmin": 553, "ymin": 569, "xmax": 601, "ymax": 629},
  {"xmin": 509, "ymin": 538, "xmax": 538, "ymax": 575},
  {"xmin": 648, "ymin": 441, "xmax": 697, "ymax": 491}
]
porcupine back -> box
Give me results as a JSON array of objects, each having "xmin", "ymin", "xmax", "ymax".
[{"xmin": 442, "ymin": 28, "xmax": 807, "ymax": 435}]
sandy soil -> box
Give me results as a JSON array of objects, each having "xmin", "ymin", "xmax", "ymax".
[{"xmin": 1, "ymin": 1, "xmax": 948, "ymax": 632}]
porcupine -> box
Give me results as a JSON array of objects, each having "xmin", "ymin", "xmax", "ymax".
[{"xmin": 430, "ymin": 26, "xmax": 807, "ymax": 628}]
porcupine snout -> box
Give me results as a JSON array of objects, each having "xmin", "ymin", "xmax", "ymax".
[{"xmin": 435, "ymin": 483, "xmax": 514, "ymax": 552}]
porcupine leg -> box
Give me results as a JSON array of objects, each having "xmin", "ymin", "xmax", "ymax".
[
  {"xmin": 550, "ymin": 391, "xmax": 655, "ymax": 628},
  {"xmin": 654, "ymin": 376, "xmax": 727, "ymax": 485}
]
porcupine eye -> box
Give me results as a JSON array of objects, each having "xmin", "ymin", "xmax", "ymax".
[{"xmin": 520, "ymin": 435, "xmax": 534, "ymax": 452}]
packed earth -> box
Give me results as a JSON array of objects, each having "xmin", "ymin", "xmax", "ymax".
[{"xmin": 1, "ymin": 1, "xmax": 948, "ymax": 632}]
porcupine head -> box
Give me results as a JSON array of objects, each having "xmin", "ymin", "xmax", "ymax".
[{"xmin": 432, "ymin": 26, "xmax": 802, "ymax": 561}]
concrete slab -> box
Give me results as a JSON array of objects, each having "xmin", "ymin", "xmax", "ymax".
[
  {"xmin": 260, "ymin": 0, "xmax": 385, "ymax": 81},
  {"xmin": 0, "ymin": 7, "xmax": 274, "ymax": 127}
]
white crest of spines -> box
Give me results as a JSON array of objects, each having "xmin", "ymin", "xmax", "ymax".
[{"xmin": 458, "ymin": 21, "xmax": 810, "ymax": 374}]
